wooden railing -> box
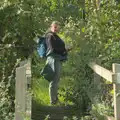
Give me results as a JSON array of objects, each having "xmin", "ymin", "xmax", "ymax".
[
  {"xmin": 15, "ymin": 60, "xmax": 120, "ymax": 120},
  {"xmin": 89, "ymin": 62, "xmax": 120, "ymax": 120},
  {"xmin": 15, "ymin": 59, "xmax": 32, "ymax": 120}
]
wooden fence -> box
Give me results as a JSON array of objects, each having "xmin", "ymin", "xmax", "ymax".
[
  {"xmin": 15, "ymin": 59, "xmax": 32, "ymax": 120},
  {"xmin": 15, "ymin": 60, "xmax": 120, "ymax": 120},
  {"xmin": 89, "ymin": 62, "xmax": 120, "ymax": 120}
]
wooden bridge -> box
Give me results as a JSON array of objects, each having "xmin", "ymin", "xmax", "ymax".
[{"xmin": 15, "ymin": 59, "xmax": 120, "ymax": 120}]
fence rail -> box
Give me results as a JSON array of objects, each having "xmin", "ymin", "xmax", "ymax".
[
  {"xmin": 89, "ymin": 62, "xmax": 114, "ymax": 83},
  {"xmin": 89, "ymin": 62, "xmax": 120, "ymax": 120}
]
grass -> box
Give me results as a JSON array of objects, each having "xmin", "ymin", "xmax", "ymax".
[
  {"xmin": 32, "ymin": 76, "xmax": 73, "ymax": 106},
  {"xmin": 32, "ymin": 77, "xmax": 50, "ymax": 105}
]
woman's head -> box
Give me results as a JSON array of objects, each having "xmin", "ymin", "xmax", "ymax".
[{"xmin": 50, "ymin": 21, "xmax": 60, "ymax": 33}]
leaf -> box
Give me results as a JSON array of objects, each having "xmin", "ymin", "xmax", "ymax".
[{"xmin": 82, "ymin": 27, "xmax": 85, "ymax": 33}]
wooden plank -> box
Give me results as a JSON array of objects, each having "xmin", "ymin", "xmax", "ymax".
[
  {"xmin": 89, "ymin": 62, "xmax": 113, "ymax": 82},
  {"xmin": 106, "ymin": 116, "xmax": 115, "ymax": 120},
  {"xmin": 15, "ymin": 59, "xmax": 32, "ymax": 120},
  {"xmin": 19, "ymin": 60, "xmax": 28, "ymax": 66},
  {"xmin": 15, "ymin": 66, "xmax": 27, "ymax": 120},
  {"xmin": 24, "ymin": 59, "xmax": 32, "ymax": 120},
  {"xmin": 112, "ymin": 63, "xmax": 120, "ymax": 120},
  {"xmin": 114, "ymin": 73, "xmax": 120, "ymax": 84}
]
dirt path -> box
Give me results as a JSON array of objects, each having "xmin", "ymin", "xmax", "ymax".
[{"xmin": 32, "ymin": 101, "xmax": 82, "ymax": 120}]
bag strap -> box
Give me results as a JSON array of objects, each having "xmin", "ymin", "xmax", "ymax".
[{"xmin": 46, "ymin": 32, "xmax": 56, "ymax": 40}]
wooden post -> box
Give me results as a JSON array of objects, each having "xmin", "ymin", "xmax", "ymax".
[
  {"xmin": 112, "ymin": 63, "xmax": 120, "ymax": 120},
  {"xmin": 15, "ymin": 64, "xmax": 27, "ymax": 120},
  {"xmin": 15, "ymin": 59, "xmax": 32, "ymax": 120},
  {"xmin": 25, "ymin": 58, "xmax": 32, "ymax": 120}
]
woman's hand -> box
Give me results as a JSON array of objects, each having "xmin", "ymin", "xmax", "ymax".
[{"xmin": 66, "ymin": 45, "xmax": 73, "ymax": 52}]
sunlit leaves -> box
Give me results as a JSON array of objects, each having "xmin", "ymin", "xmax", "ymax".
[{"xmin": 0, "ymin": 0, "xmax": 85, "ymax": 118}]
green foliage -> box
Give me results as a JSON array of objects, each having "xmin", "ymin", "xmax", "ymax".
[
  {"xmin": 85, "ymin": 0, "xmax": 120, "ymax": 66},
  {"xmin": 57, "ymin": 0, "xmax": 120, "ymax": 118},
  {"xmin": 0, "ymin": 81, "xmax": 14, "ymax": 120},
  {"xmin": 32, "ymin": 0, "xmax": 118, "ymax": 117},
  {"xmin": 32, "ymin": 77, "xmax": 50, "ymax": 105},
  {"xmin": 1, "ymin": 0, "xmax": 120, "ymax": 119},
  {"xmin": 83, "ymin": 0, "xmax": 120, "ymax": 110},
  {"xmin": 90, "ymin": 102, "xmax": 114, "ymax": 117}
]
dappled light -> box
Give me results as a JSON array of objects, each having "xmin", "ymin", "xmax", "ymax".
[{"xmin": 1, "ymin": 0, "xmax": 120, "ymax": 120}]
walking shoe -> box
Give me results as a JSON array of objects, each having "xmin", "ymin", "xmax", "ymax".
[{"xmin": 50, "ymin": 97, "xmax": 59, "ymax": 105}]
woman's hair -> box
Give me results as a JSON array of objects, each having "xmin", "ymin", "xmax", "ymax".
[{"xmin": 51, "ymin": 21, "xmax": 60, "ymax": 26}]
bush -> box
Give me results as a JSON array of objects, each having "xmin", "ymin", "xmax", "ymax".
[{"xmin": 0, "ymin": 81, "xmax": 14, "ymax": 120}]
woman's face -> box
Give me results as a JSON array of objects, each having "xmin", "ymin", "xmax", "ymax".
[{"xmin": 51, "ymin": 24, "xmax": 60, "ymax": 33}]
